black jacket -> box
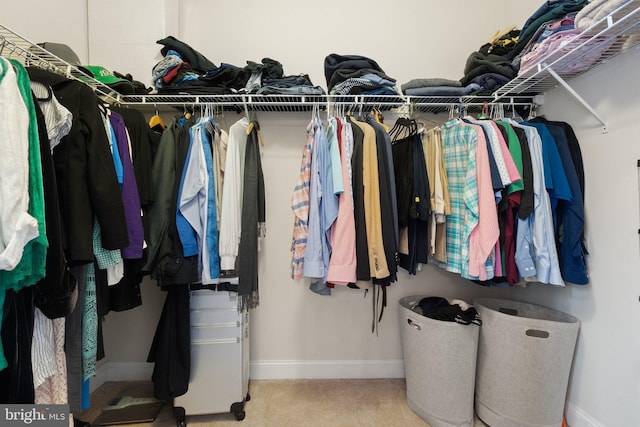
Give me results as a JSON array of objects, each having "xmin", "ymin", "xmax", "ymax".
[
  {"xmin": 157, "ymin": 36, "xmax": 217, "ymax": 73},
  {"xmin": 347, "ymin": 117, "xmax": 370, "ymax": 281},
  {"xmin": 27, "ymin": 68, "xmax": 129, "ymax": 264},
  {"xmin": 142, "ymin": 117, "xmax": 198, "ymax": 286},
  {"xmin": 31, "ymin": 94, "xmax": 77, "ymax": 319}
]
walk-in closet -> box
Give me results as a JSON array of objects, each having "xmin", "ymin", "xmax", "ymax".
[{"xmin": 2, "ymin": 1, "xmax": 639, "ymax": 427}]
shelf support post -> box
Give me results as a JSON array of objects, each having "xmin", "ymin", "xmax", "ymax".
[{"xmin": 543, "ymin": 62, "xmax": 608, "ymax": 133}]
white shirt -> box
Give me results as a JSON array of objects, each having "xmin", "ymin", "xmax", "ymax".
[
  {"xmin": 0, "ymin": 57, "xmax": 40, "ymax": 270},
  {"xmin": 219, "ymin": 117, "xmax": 249, "ymax": 270},
  {"xmin": 30, "ymin": 81, "xmax": 72, "ymax": 152}
]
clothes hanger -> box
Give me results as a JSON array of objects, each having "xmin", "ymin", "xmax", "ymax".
[
  {"xmin": 373, "ymin": 106, "xmax": 390, "ymax": 132},
  {"xmin": 244, "ymin": 104, "xmax": 259, "ymax": 136},
  {"xmin": 148, "ymin": 105, "xmax": 166, "ymax": 130},
  {"xmin": 477, "ymin": 101, "xmax": 490, "ymax": 120}
]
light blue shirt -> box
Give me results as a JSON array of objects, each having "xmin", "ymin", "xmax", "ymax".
[
  {"xmin": 509, "ymin": 121, "xmax": 563, "ymax": 286},
  {"xmin": 523, "ymin": 121, "xmax": 572, "ymax": 225},
  {"xmin": 326, "ymin": 118, "xmax": 344, "ymax": 196},
  {"xmin": 200, "ymin": 118, "xmax": 220, "ymax": 280},
  {"xmin": 304, "ymin": 118, "xmax": 339, "ymax": 295},
  {"xmin": 176, "ymin": 125, "xmax": 199, "ymax": 257},
  {"xmin": 303, "ymin": 118, "xmax": 324, "ymax": 280}
]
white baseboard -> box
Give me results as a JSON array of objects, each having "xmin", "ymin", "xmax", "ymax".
[
  {"xmin": 565, "ymin": 402, "xmax": 603, "ymax": 427},
  {"xmin": 92, "ymin": 359, "xmax": 403, "ymax": 391},
  {"xmin": 249, "ymin": 359, "xmax": 405, "ymax": 380}
]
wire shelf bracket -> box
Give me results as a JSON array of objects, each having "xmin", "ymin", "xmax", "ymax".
[{"xmin": 543, "ymin": 63, "xmax": 608, "ymax": 133}]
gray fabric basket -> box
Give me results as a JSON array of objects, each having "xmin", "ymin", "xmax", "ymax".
[
  {"xmin": 399, "ymin": 296, "xmax": 480, "ymax": 427},
  {"xmin": 474, "ymin": 298, "xmax": 580, "ymax": 427}
]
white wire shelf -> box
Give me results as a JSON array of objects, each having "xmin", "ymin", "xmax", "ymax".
[
  {"xmin": 116, "ymin": 93, "xmax": 538, "ymax": 115},
  {"xmin": 494, "ymin": 2, "xmax": 640, "ymax": 100},
  {"xmin": 0, "ymin": 23, "xmax": 121, "ymax": 104}
]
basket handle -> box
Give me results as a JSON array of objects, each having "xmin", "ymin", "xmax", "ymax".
[
  {"xmin": 526, "ymin": 329, "xmax": 550, "ymax": 338},
  {"xmin": 407, "ymin": 318, "xmax": 422, "ymax": 331}
]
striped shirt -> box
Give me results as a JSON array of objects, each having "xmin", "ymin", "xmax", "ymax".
[{"xmin": 290, "ymin": 119, "xmax": 315, "ymax": 279}]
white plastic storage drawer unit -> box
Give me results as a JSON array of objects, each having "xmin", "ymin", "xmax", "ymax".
[{"xmin": 173, "ymin": 287, "xmax": 250, "ymax": 425}]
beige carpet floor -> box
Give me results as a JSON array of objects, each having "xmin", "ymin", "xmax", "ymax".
[{"xmin": 78, "ymin": 379, "xmax": 488, "ymax": 427}]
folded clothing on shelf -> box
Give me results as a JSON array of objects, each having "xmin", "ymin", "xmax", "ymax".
[
  {"xmin": 153, "ymin": 37, "xmax": 323, "ymax": 96},
  {"xmin": 574, "ymin": 0, "xmax": 637, "ymax": 30},
  {"xmin": 324, "ymin": 53, "xmax": 397, "ymax": 95},
  {"xmin": 460, "ymin": 51, "xmax": 517, "ymax": 87}
]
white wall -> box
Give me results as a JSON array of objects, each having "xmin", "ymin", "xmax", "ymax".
[
  {"xmin": 14, "ymin": 1, "xmax": 640, "ymax": 426},
  {"xmin": 510, "ymin": 48, "xmax": 640, "ymax": 427},
  {"xmin": 4, "ymin": 0, "xmax": 89, "ymax": 62}
]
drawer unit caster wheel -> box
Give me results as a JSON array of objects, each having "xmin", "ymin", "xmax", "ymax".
[
  {"xmin": 245, "ymin": 393, "xmax": 251, "ymax": 402},
  {"xmin": 231, "ymin": 401, "xmax": 246, "ymax": 421}
]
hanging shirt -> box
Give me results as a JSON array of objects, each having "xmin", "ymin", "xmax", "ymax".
[
  {"xmin": 106, "ymin": 118, "xmax": 124, "ymax": 186},
  {"xmin": 368, "ymin": 116, "xmax": 398, "ymax": 283},
  {"xmin": 219, "ymin": 117, "xmax": 249, "ymax": 271},
  {"xmin": 532, "ymin": 118, "xmax": 588, "ymax": 285},
  {"xmin": 29, "ymin": 81, "xmax": 72, "ymax": 152},
  {"xmin": 176, "ymin": 133, "xmax": 199, "ymax": 258},
  {"xmin": 213, "ymin": 128, "xmax": 228, "ymax": 227},
  {"xmin": 290, "ymin": 118, "xmax": 315, "ymax": 279},
  {"xmin": 463, "ymin": 117, "xmax": 509, "ymax": 190},
  {"xmin": 327, "ymin": 119, "xmax": 357, "ymax": 285},
  {"xmin": 305, "ymin": 118, "xmax": 340, "ymax": 294},
  {"xmin": 423, "ymin": 127, "xmax": 450, "ymax": 262},
  {"xmin": 0, "ymin": 60, "xmax": 49, "ymax": 372},
  {"xmin": 440, "ymin": 119, "xmax": 479, "ymax": 277},
  {"xmin": 179, "ymin": 119, "xmax": 214, "ymax": 282},
  {"xmin": 110, "ymin": 112, "xmax": 144, "ymax": 259},
  {"xmin": 348, "ymin": 117, "xmax": 371, "ymax": 282},
  {"xmin": 465, "ymin": 116, "xmax": 521, "ymax": 188},
  {"xmin": 92, "ymin": 218, "xmax": 123, "ymax": 285},
  {"xmin": 496, "ymin": 121, "xmax": 525, "ymax": 285},
  {"xmin": 327, "ymin": 118, "xmax": 344, "ymax": 195},
  {"xmin": 462, "ymin": 122, "xmax": 499, "ymax": 281},
  {"xmin": 303, "ymin": 118, "xmax": 324, "ymax": 281},
  {"xmin": 510, "ymin": 121, "xmax": 564, "ymax": 286},
  {"xmin": 0, "ymin": 57, "xmax": 39, "ymax": 273},
  {"xmin": 201, "ymin": 119, "xmax": 221, "ymax": 281},
  {"xmin": 350, "ymin": 117, "xmax": 389, "ymax": 280},
  {"xmin": 522, "ymin": 121, "xmax": 572, "ymax": 225}
]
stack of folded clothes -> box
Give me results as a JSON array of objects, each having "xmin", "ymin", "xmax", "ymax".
[
  {"xmin": 401, "ymin": 26, "xmax": 521, "ymax": 97},
  {"xmin": 400, "ymin": 78, "xmax": 481, "ymax": 97},
  {"xmin": 244, "ymin": 58, "xmax": 325, "ymax": 95},
  {"xmin": 324, "ymin": 53, "xmax": 398, "ymax": 95},
  {"xmin": 460, "ymin": 51, "xmax": 517, "ymax": 91},
  {"xmin": 152, "ymin": 36, "xmax": 324, "ymax": 95},
  {"xmin": 574, "ymin": 0, "xmax": 639, "ymax": 30},
  {"xmin": 516, "ymin": 11, "xmax": 616, "ymax": 77},
  {"xmin": 508, "ymin": 0, "xmax": 589, "ymax": 65}
]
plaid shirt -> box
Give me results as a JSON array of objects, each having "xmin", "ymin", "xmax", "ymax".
[
  {"xmin": 440, "ymin": 119, "xmax": 479, "ymax": 277},
  {"xmin": 290, "ymin": 119, "xmax": 316, "ymax": 279},
  {"xmin": 92, "ymin": 218, "xmax": 122, "ymax": 270}
]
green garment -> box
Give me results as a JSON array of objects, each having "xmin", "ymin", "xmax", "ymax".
[
  {"xmin": 497, "ymin": 121, "xmax": 525, "ymax": 194},
  {"xmin": 0, "ymin": 60, "xmax": 48, "ymax": 290},
  {"xmin": 0, "ymin": 60, "xmax": 48, "ymax": 370}
]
